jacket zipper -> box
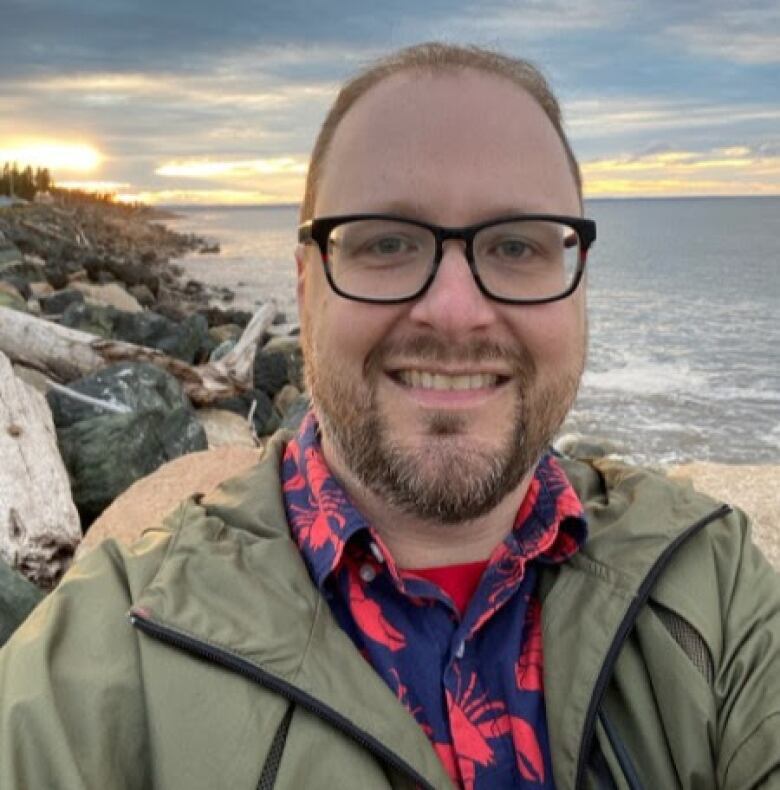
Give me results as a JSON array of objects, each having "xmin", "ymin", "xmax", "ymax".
[
  {"xmin": 129, "ymin": 611, "xmax": 437, "ymax": 790},
  {"xmin": 573, "ymin": 503, "xmax": 732, "ymax": 789}
]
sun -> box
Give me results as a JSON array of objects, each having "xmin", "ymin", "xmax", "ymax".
[{"xmin": 0, "ymin": 141, "xmax": 102, "ymax": 173}]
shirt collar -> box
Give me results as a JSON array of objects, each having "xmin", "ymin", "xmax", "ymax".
[{"xmin": 282, "ymin": 412, "xmax": 587, "ymax": 588}]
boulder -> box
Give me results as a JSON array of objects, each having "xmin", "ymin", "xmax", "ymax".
[
  {"xmin": 59, "ymin": 302, "xmax": 210, "ymax": 363},
  {"xmin": 29, "ymin": 281, "xmax": 54, "ymax": 299},
  {"xmin": 40, "ymin": 288, "xmax": 85, "ymax": 315},
  {"xmin": 0, "ymin": 237, "xmax": 23, "ymax": 268},
  {"xmin": 44, "ymin": 261, "xmax": 69, "ymax": 290},
  {"xmin": 261, "ymin": 335, "xmax": 305, "ymax": 391},
  {"xmin": 48, "ymin": 360, "xmax": 193, "ymax": 428},
  {"xmin": 0, "ymin": 556, "xmax": 44, "ymax": 647},
  {"xmin": 0, "ymin": 257, "xmax": 46, "ymax": 282},
  {"xmin": 253, "ymin": 347, "xmax": 291, "ymax": 398},
  {"xmin": 197, "ymin": 408, "xmax": 258, "ymax": 448},
  {"xmin": 60, "ymin": 301, "xmax": 115, "ymax": 338},
  {"xmin": 71, "ymin": 281, "xmax": 144, "ymax": 313},
  {"xmin": 274, "ymin": 384, "xmax": 301, "ymax": 417},
  {"xmin": 209, "ymin": 323, "xmax": 243, "ymax": 345},
  {"xmin": 111, "ymin": 310, "xmax": 210, "ymax": 363},
  {"xmin": 49, "ymin": 362, "xmax": 208, "ymax": 524},
  {"xmin": 213, "ymin": 388, "xmax": 279, "ymax": 437},
  {"xmin": 0, "ymin": 274, "xmax": 31, "ymax": 300},
  {"xmin": 128, "ymin": 283, "xmax": 156, "ymax": 308},
  {"xmin": 280, "ymin": 393, "xmax": 310, "ymax": 431},
  {"xmin": 59, "ymin": 408, "xmax": 207, "ymax": 525}
]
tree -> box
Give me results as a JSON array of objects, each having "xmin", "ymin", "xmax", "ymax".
[{"xmin": 34, "ymin": 167, "xmax": 51, "ymax": 194}]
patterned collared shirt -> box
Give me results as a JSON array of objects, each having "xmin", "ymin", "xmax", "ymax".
[{"xmin": 282, "ymin": 413, "xmax": 587, "ymax": 789}]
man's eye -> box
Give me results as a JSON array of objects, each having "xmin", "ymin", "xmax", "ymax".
[
  {"xmin": 367, "ymin": 236, "xmax": 413, "ymax": 255},
  {"xmin": 493, "ymin": 238, "xmax": 531, "ymax": 258}
]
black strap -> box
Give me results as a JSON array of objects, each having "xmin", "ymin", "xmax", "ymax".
[{"xmin": 257, "ymin": 704, "xmax": 294, "ymax": 790}]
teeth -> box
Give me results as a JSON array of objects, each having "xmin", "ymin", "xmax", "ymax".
[{"xmin": 398, "ymin": 370, "xmax": 499, "ymax": 390}]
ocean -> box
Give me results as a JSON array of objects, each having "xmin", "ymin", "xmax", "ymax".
[{"xmin": 166, "ymin": 197, "xmax": 780, "ymax": 466}]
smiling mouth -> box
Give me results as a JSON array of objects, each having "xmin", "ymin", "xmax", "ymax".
[{"xmin": 392, "ymin": 370, "xmax": 509, "ymax": 391}]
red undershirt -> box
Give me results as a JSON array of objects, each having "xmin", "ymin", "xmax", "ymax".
[{"xmin": 407, "ymin": 560, "xmax": 490, "ymax": 616}]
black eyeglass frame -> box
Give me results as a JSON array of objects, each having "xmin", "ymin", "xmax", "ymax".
[{"xmin": 298, "ymin": 213, "xmax": 597, "ymax": 305}]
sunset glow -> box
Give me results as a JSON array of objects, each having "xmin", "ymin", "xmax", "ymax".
[
  {"xmin": 0, "ymin": 141, "xmax": 102, "ymax": 173},
  {"xmin": 156, "ymin": 157, "xmax": 308, "ymax": 178}
]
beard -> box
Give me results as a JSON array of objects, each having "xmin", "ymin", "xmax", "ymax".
[{"xmin": 303, "ymin": 330, "xmax": 583, "ymax": 525}]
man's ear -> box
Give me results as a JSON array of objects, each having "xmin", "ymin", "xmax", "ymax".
[{"xmin": 294, "ymin": 243, "xmax": 307, "ymax": 304}]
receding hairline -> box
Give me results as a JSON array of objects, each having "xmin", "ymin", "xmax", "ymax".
[{"xmin": 300, "ymin": 43, "xmax": 583, "ymax": 221}]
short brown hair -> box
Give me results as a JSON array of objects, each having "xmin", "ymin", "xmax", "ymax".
[{"xmin": 300, "ymin": 41, "xmax": 582, "ymax": 221}]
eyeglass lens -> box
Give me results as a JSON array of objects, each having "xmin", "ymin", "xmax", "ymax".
[{"xmin": 325, "ymin": 218, "xmax": 581, "ymax": 301}]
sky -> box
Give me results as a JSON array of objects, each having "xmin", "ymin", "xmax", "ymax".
[{"xmin": 1, "ymin": 0, "xmax": 778, "ymax": 205}]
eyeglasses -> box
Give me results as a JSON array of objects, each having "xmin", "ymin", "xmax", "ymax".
[{"xmin": 298, "ymin": 213, "xmax": 596, "ymax": 305}]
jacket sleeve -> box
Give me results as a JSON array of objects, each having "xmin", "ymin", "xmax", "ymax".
[
  {"xmin": 0, "ymin": 539, "xmax": 153, "ymax": 790},
  {"xmin": 716, "ymin": 509, "xmax": 780, "ymax": 789}
]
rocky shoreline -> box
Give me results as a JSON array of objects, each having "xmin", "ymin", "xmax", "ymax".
[{"xmin": 0, "ymin": 199, "xmax": 308, "ymax": 612}]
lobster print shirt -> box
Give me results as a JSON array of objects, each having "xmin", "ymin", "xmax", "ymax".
[{"xmin": 282, "ymin": 413, "xmax": 587, "ymax": 789}]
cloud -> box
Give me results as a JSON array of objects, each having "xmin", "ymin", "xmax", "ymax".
[
  {"xmin": 582, "ymin": 143, "xmax": 780, "ymax": 197},
  {"xmin": 567, "ymin": 97, "xmax": 780, "ymax": 138},
  {"xmin": 664, "ymin": 2, "xmax": 780, "ymax": 65},
  {"xmin": 156, "ymin": 157, "xmax": 307, "ymax": 178}
]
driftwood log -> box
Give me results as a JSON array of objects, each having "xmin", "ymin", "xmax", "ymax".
[
  {"xmin": 0, "ymin": 350, "xmax": 82, "ymax": 589},
  {"xmin": 0, "ymin": 302, "xmax": 277, "ymax": 407}
]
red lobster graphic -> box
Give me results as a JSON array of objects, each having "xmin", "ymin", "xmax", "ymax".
[{"xmin": 444, "ymin": 667, "xmax": 545, "ymax": 788}]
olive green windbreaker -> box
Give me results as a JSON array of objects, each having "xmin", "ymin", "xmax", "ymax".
[{"xmin": 1, "ymin": 433, "xmax": 778, "ymax": 789}]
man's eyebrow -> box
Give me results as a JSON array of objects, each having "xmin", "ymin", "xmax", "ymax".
[{"xmin": 358, "ymin": 201, "xmax": 566, "ymax": 222}]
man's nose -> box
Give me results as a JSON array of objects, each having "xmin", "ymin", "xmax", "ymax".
[{"xmin": 407, "ymin": 240, "xmax": 497, "ymax": 336}]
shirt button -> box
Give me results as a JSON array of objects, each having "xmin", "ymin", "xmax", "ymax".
[
  {"xmin": 455, "ymin": 641, "xmax": 465, "ymax": 659},
  {"xmin": 369, "ymin": 541, "xmax": 385, "ymax": 564},
  {"xmin": 359, "ymin": 564, "xmax": 377, "ymax": 583}
]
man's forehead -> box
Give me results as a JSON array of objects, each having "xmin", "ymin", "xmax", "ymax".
[{"xmin": 315, "ymin": 68, "xmax": 579, "ymax": 219}]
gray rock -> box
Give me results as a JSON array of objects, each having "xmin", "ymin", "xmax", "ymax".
[
  {"xmin": 280, "ymin": 393, "xmax": 311, "ymax": 431},
  {"xmin": 0, "ymin": 256, "xmax": 46, "ymax": 282},
  {"xmin": 128, "ymin": 283, "xmax": 156, "ymax": 308},
  {"xmin": 0, "ymin": 237, "xmax": 23, "ymax": 268},
  {"xmin": 112, "ymin": 311, "xmax": 209, "ymax": 363},
  {"xmin": 44, "ymin": 261, "xmax": 69, "ymax": 290},
  {"xmin": 52, "ymin": 362, "xmax": 207, "ymax": 524},
  {"xmin": 0, "ymin": 274, "xmax": 32, "ymax": 300},
  {"xmin": 60, "ymin": 303, "xmax": 210, "ymax": 362},
  {"xmin": 214, "ymin": 389, "xmax": 279, "ymax": 436},
  {"xmin": 61, "ymin": 302, "xmax": 116, "ymax": 338},
  {"xmin": 261, "ymin": 335, "xmax": 305, "ymax": 391},
  {"xmin": 60, "ymin": 407, "xmax": 207, "ymax": 524},
  {"xmin": 253, "ymin": 348, "xmax": 290, "ymax": 397},
  {"xmin": 40, "ymin": 289, "xmax": 85, "ymax": 315},
  {"xmin": 47, "ymin": 360, "xmax": 191, "ymax": 428},
  {"xmin": 208, "ymin": 323, "xmax": 243, "ymax": 345},
  {"xmin": 0, "ymin": 556, "xmax": 44, "ymax": 647}
]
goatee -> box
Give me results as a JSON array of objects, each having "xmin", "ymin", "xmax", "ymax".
[{"xmin": 303, "ymin": 332, "xmax": 582, "ymax": 525}]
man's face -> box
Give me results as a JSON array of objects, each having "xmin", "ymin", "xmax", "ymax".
[{"xmin": 297, "ymin": 69, "xmax": 586, "ymax": 524}]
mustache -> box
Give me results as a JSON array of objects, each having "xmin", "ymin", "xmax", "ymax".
[{"xmin": 367, "ymin": 334, "xmax": 537, "ymax": 377}]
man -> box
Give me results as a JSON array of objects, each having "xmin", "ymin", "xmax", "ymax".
[{"xmin": 1, "ymin": 43, "xmax": 778, "ymax": 789}]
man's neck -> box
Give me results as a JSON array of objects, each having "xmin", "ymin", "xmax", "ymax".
[{"xmin": 320, "ymin": 436, "xmax": 536, "ymax": 569}]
